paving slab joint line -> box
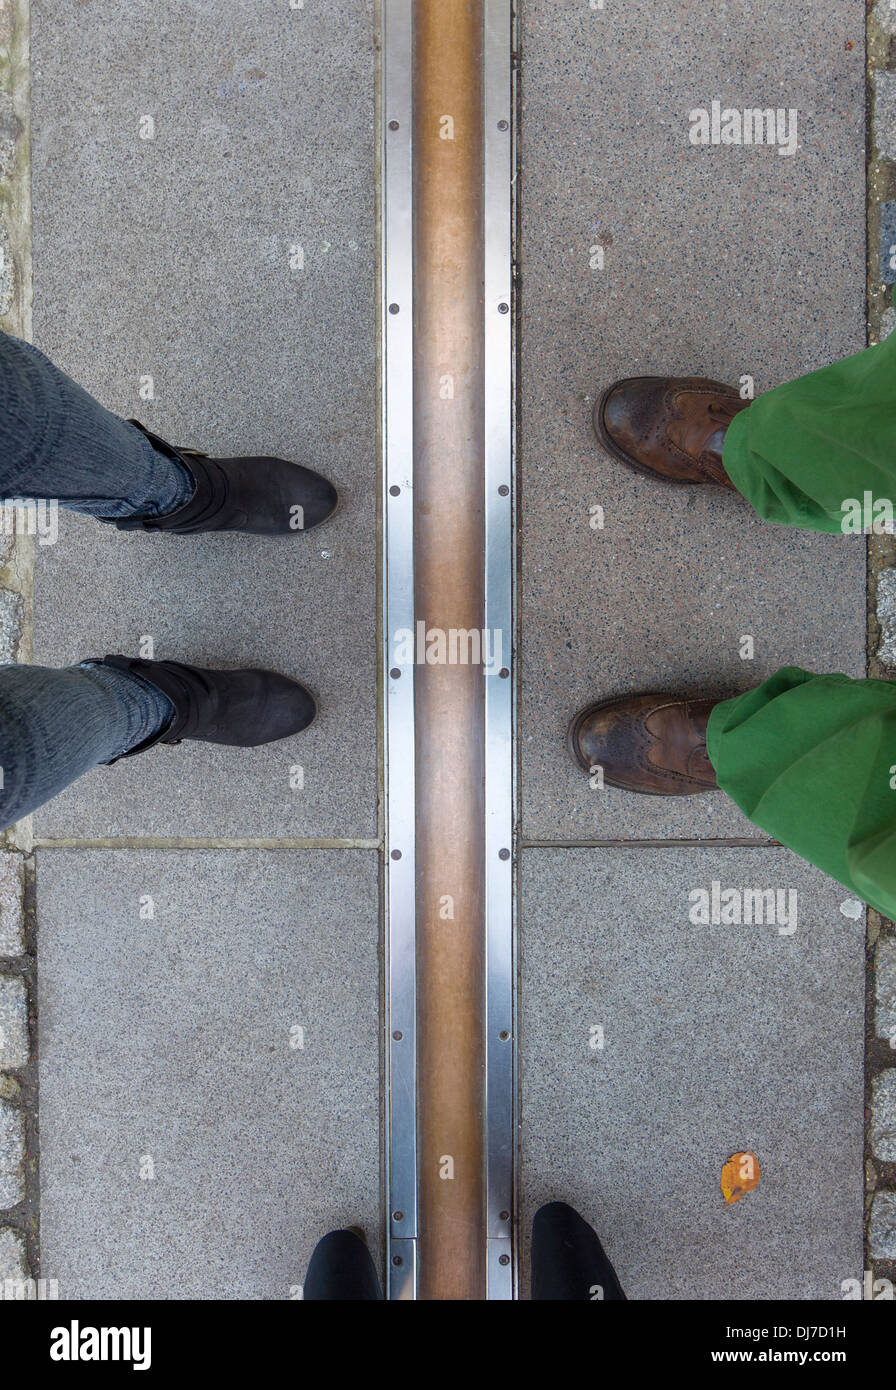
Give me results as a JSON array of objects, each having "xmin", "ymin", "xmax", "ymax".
[
  {"xmin": 865, "ymin": 3, "xmax": 896, "ymax": 1284},
  {"xmin": 868, "ymin": 5, "xmax": 896, "ymax": 682},
  {"xmin": 32, "ymin": 836, "xmax": 383, "ymax": 851},
  {"xmin": 0, "ymin": 0, "xmax": 33, "ymax": 725},
  {"xmin": 0, "ymin": 0, "xmax": 34, "ymax": 861},
  {"xmin": 0, "ymin": 0, "xmax": 37, "ymax": 1289},
  {"xmin": 520, "ymin": 836, "xmax": 779, "ymax": 850}
]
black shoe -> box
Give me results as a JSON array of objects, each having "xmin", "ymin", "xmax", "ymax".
[
  {"xmin": 114, "ymin": 420, "xmax": 338, "ymax": 536},
  {"xmin": 531, "ymin": 1202, "xmax": 627, "ymax": 1301},
  {"xmin": 96, "ymin": 655, "xmax": 317, "ymax": 762},
  {"xmin": 303, "ymin": 1230, "xmax": 384, "ymax": 1301}
]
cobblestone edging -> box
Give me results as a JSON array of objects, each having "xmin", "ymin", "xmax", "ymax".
[
  {"xmin": 0, "ymin": 0, "xmax": 37, "ymax": 1295},
  {"xmin": 866, "ymin": 0, "xmax": 896, "ymax": 1287}
]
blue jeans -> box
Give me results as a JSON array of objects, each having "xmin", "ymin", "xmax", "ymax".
[
  {"xmin": 0, "ymin": 331, "xmax": 193, "ymax": 518},
  {"xmin": 0, "ymin": 330, "xmax": 196, "ymax": 827},
  {"xmin": 0, "ymin": 662, "xmax": 176, "ymax": 824}
]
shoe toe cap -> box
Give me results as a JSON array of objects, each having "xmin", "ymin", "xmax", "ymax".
[
  {"xmin": 273, "ymin": 461, "xmax": 338, "ymax": 531},
  {"xmin": 252, "ymin": 671, "xmax": 318, "ymax": 741},
  {"xmin": 597, "ymin": 378, "xmax": 666, "ymax": 458}
]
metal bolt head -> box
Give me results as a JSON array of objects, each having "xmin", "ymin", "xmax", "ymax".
[
  {"xmin": 498, "ymin": 484, "xmax": 509, "ymax": 497},
  {"xmin": 498, "ymin": 302, "xmax": 509, "ymax": 314},
  {"xmin": 390, "ymin": 667, "xmax": 401, "ymax": 680},
  {"xmin": 393, "ymin": 1030, "xmax": 403, "ymax": 1041},
  {"xmin": 391, "ymin": 849, "xmax": 402, "ymax": 861},
  {"xmin": 499, "ymin": 848, "xmax": 510, "ymax": 860},
  {"xmin": 390, "ymin": 484, "xmax": 401, "ymax": 496},
  {"xmin": 498, "ymin": 1254, "xmax": 510, "ymax": 1266},
  {"xmin": 389, "ymin": 303, "xmax": 400, "ymax": 314},
  {"xmin": 498, "ymin": 119, "xmax": 509, "ymax": 131},
  {"xmin": 389, "ymin": 119, "xmax": 400, "ymax": 131},
  {"xmin": 393, "ymin": 1210, "xmax": 404, "ymax": 1222},
  {"xmin": 500, "ymin": 1210, "xmax": 510, "ymax": 1222}
]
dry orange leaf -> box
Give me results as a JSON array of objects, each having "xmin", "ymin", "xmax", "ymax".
[{"xmin": 721, "ymin": 1150, "xmax": 760, "ymax": 1204}]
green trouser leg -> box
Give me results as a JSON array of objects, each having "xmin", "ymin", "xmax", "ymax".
[
  {"xmin": 722, "ymin": 329, "xmax": 896, "ymax": 531},
  {"xmin": 716, "ymin": 339, "xmax": 896, "ymax": 911},
  {"xmin": 707, "ymin": 667, "xmax": 896, "ymax": 920}
]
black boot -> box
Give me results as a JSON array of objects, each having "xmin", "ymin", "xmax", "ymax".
[
  {"xmin": 96, "ymin": 655, "xmax": 317, "ymax": 762},
  {"xmin": 114, "ymin": 420, "xmax": 338, "ymax": 536}
]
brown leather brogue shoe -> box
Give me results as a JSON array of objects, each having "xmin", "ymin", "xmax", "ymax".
[
  {"xmin": 594, "ymin": 376, "xmax": 749, "ymax": 486},
  {"xmin": 567, "ymin": 691, "xmax": 720, "ymax": 796}
]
